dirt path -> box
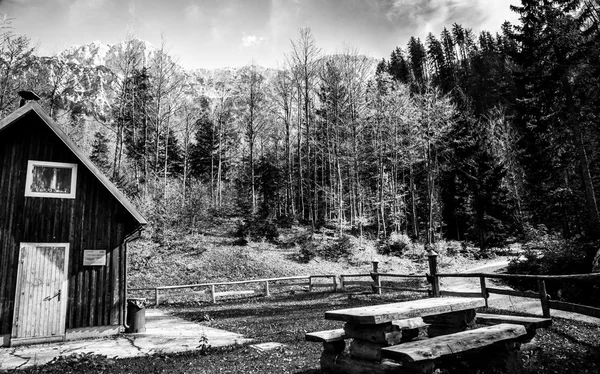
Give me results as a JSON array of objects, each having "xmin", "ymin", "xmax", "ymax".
[{"xmin": 442, "ymin": 259, "xmax": 600, "ymax": 325}]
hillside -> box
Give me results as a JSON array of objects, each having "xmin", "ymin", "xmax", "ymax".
[{"xmin": 126, "ymin": 222, "xmax": 499, "ymax": 303}]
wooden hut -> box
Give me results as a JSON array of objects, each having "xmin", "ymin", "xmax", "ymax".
[{"xmin": 0, "ymin": 101, "xmax": 146, "ymax": 346}]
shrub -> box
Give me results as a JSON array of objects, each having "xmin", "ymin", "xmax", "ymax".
[
  {"xmin": 298, "ymin": 237, "xmax": 318, "ymax": 263},
  {"xmin": 234, "ymin": 216, "xmax": 280, "ymax": 243},
  {"xmin": 378, "ymin": 232, "xmax": 411, "ymax": 256},
  {"xmin": 444, "ymin": 241, "xmax": 462, "ymax": 256},
  {"xmin": 320, "ymin": 235, "xmax": 354, "ymax": 261},
  {"xmin": 506, "ymin": 233, "xmax": 599, "ymax": 306}
]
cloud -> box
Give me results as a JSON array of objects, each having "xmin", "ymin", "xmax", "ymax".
[
  {"xmin": 241, "ymin": 33, "xmax": 266, "ymax": 47},
  {"xmin": 185, "ymin": 3, "xmax": 202, "ymax": 21}
]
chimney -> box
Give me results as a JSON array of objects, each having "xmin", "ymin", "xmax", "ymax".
[{"xmin": 18, "ymin": 90, "xmax": 40, "ymax": 107}]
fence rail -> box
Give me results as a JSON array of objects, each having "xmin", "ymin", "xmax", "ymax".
[
  {"xmin": 129, "ymin": 275, "xmax": 338, "ymax": 305},
  {"xmin": 428, "ymin": 251, "xmax": 600, "ymax": 319},
  {"xmin": 128, "ymin": 254, "xmax": 600, "ymax": 320}
]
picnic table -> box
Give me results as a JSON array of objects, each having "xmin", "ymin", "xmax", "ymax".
[{"xmin": 307, "ymin": 297, "xmax": 546, "ymax": 374}]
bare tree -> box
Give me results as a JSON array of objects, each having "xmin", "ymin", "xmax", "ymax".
[
  {"xmin": 289, "ymin": 27, "xmax": 321, "ymax": 226},
  {"xmin": 237, "ymin": 63, "xmax": 266, "ymax": 213}
]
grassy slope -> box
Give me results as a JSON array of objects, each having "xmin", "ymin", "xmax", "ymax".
[{"xmin": 127, "ymin": 225, "xmax": 496, "ymax": 298}]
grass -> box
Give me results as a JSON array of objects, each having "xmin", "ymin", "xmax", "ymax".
[
  {"xmin": 14, "ymin": 224, "xmax": 600, "ymax": 373},
  {"xmin": 18, "ymin": 291, "xmax": 600, "ymax": 374}
]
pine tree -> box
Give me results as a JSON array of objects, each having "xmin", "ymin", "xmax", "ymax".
[
  {"xmin": 90, "ymin": 131, "xmax": 111, "ymax": 174},
  {"xmin": 511, "ymin": 0, "xmax": 600, "ymax": 239}
]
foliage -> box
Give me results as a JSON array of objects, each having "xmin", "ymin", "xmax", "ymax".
[
  {"xmin": 43, "ymin": 352, "xmax": 116, "ymax": 372},
  {"xmin": 89, "ymin": 131, "xmax": 111, "ymax": 174},
  {"xmin": 319, "ymin": 235, "xmax": 354, "ymax": 261},
  {"xmin": 234, "ymin": 216, "xmax": 280, "ymax": 244},
  {"xmin": 378, "ymin": 232, "xmax": 412, "ymax": 256},
  {"xmin": 197, "ymin": 334, "xmax": 212, "ymax": 355},
  {"xmin": 506, "ymin": 226, "xmax": 599, "ymax": 305},
  {"xmin": 297, "ymin": 235, "xmax": 318, "ymax": 264}
]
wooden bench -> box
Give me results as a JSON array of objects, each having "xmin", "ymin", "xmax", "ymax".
[
  {"xmin": 381, "ymin": 323, "xmax": 527, "ymax": 373},
  {"xmin": 305, "ymin": 328, "xmax": 347, "ymax": 353},
  {"xmin": 305, "ymin": 328, "xmax": 346, "ymax": 342},
  {"xmin": 476, "ymin": 313, "xmax": 551, "ymax": 340}
]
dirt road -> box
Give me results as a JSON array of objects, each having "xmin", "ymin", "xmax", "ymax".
[{"xmin": 442, "ymin": 259, "xmax": 600, "ymax": 324}]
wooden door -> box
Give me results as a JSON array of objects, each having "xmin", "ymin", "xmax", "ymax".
[{"xmin": 11, "ymin": 243, "xmax": 69, "ymax": 345}]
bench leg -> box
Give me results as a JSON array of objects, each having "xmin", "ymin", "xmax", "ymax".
[
  {"xmin": 323, "ymin": 340, "xmax": 346, "ymax": 353},
  {"xmin": 423, "ymin": 310, "xmax": 476, "ymax": 337},
  {"xmin": 320, "ymin": 352, "xmax": 403, "ymax": 374},
  {"xmin": 436, "ymin": 341, "xmax": 522, "ymax": 374}
]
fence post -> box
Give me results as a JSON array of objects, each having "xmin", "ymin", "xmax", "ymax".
[
  {"xmin": 264, "ymin": 280, "xmax": 271, "ymax": 297},
  {"xmin": 340, "ymin": 275, "xmax": 345, "ymax": 291},
  {"xmin": 332, "ymin": 275, "xmax": 338, "ymax": 292},
  {"xmin": 428, "ymin": 249, "xmax": 440, "ymax": 297},
  {"xmin": 480, "ymin": 276, "xmax": 488, "ymax": 308},
  {"xmin": 308, "ymin": 276, "xmax": 313, "ymax": 292},
  {"xmin": 210, "ymin": 284, "xmax": 216, "ymax": 303},
  {"xmin": 155, "ymin": 288, "xmax": 160, "ymax": 306},
  {"xmin": 537, "ymin": 279, "xmax": 551, "ymax": 318},
  {"xmin": 372, "ymin": 261, "xmax": 382, "ymax": 295}
]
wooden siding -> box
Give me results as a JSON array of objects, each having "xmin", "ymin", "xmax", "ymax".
[{"xmin": 0, "ymin": 112, "xmax": 139, "ymax": 335}]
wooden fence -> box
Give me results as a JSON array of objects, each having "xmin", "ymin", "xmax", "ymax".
[
  {"xmin": 128, "ymin": 253, "xmax": 600, "ymax": 320},
  {"xmin": 426, "ymin": 251, "xmax": 600, "ymax": 319},
  {"xmin": 129, "ymin": 274, "xmax": 337, "ymax": 306}
]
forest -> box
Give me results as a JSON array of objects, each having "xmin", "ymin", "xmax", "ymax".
[{"xmin": 1, "ymin": 0, "xmax": 600, "ymax": 271}]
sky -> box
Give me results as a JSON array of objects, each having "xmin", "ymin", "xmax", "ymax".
[{"xmin": 0, "ymin": 0, "xmax": 522, "ymax": 70}]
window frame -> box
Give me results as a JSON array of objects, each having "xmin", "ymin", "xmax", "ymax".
[{"xmin": 24, "ymin": 160, "xmax": 78, "ymax": 199}]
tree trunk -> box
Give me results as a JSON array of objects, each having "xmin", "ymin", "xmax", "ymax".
[{"xmin": 562, "ymin": 75, "xmax": 600, "ymax": 238}]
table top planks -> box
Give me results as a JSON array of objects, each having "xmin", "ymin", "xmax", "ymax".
[{"xmin": 325, "ymin": 297, "xmax": 486, "ymax": 324}]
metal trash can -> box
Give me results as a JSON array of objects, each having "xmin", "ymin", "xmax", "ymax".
[{"xmin": 126, "ymin": 298, "xmax": 146, "ymax": 333}]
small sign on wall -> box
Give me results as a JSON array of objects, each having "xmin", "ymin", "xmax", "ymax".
[{"xmin": 83, "ymin": 250, "xmax": 107, "ymax": 266}]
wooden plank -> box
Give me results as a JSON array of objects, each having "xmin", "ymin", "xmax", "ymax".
[
  {"xmin": 41, "ymin": 247, "xmax": 53, "ymax": 337},
  {"xmin": 306, "ymin": 328, "xmax": 346, "ymax": 342},
  {"xmin": 437, "ymin": 272, "xmax": 600, "ymax": 282},
  {"xmin": 10, "ymin": 335, "xmax": 64, "ymax": 347},
  {"xmin": 341, "ymin": 281, "xmax": 373, "ymax": 287},
  {"xmin": 340, "ymin": 273, "xmax": 372, "ymax": 278},
  {"xmin": 392, "ymin": 317, "xmax": 428, "ymax": 330},
  {"xmin": 376, "ymin": 287, "xmax": 430, "ymax": 293},
  {"xmin": 214, "ymin": 290, "xmax": 258, "ymax": 298},
  {"xmin": 307, "ymin": 283, "xmax": 334, "ymax": 288},
  {"xmin": 486, "ymin": 287, "xmax": 540, "ymax": 299},
  {"xmin": 59, "ymin": 245, "xmax": 68, "ymax": 335},
  {"xmin": 349, "ymin": 339, "xmax": 386, "ymax": 361},
  {"xmin": 381, "ymin": 323, "xmax": 527, "ymax": 363},
  {"xmin": 439, "ymin": 291, "xmax": 484, "ymax": 298},
  {"xmin": 269, "ymin": 281, "xmax": 310, "ymax": 289},
  {"xmin": 157, "ymin": 276, "xmax": 310, "ymax": 290},
  {"xmin": 344, "ymin": 322, "xmax": 403, "ymax": 344},
  {"xmin": 548, "ymin": 300, "xmax": 600, "ymax": 318},
  {"xmin": 326, "ymin": 297, "xmax": 485, "ymax": 324},
  {"xmin": 11, "ymin": 247, "xmax": 26, "ymax": 338},
  {"xmin": 373, "ymin": 273, "xmax": 427, "ymax": 279},
  {"xmin": 476, "ymin": 313, "xmax": 552, "ymax": 329}
]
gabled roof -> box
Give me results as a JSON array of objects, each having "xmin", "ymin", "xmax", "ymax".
[{"xmin": 0, "ymin": 102, "xmax": 147, "ymax": 226}]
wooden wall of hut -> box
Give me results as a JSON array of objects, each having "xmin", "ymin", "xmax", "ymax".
[{"xmin": 0, "ymin": 112, "xmax": 139, "ymax": 335}]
